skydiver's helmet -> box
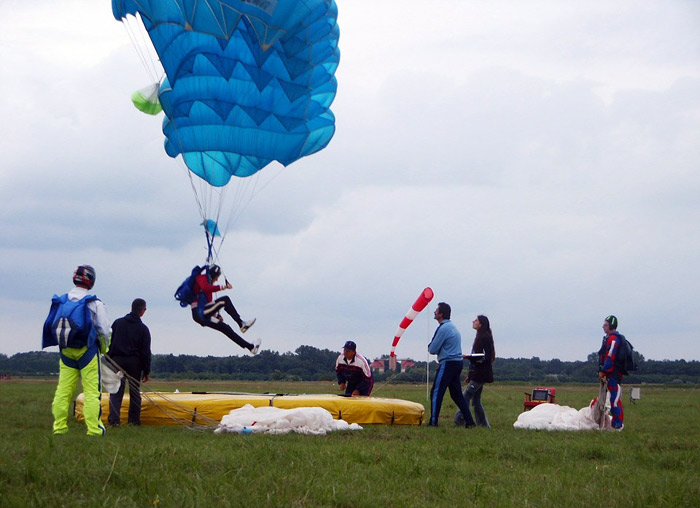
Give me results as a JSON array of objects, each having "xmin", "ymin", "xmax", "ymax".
[
  {"xmin": 73, "ymin": 265, "xmax": 96, "ymax": 289},
  {"xmin": 605, "ymin": 315, "xmax": 618, "ymax": 330},
  {"xmin": 208, "ymin": 264, "xmax": 221, "ymax": 280}
]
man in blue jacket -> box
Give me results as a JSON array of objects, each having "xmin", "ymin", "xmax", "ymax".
[{"xmin": 428, "ymin": 302, "xmax": 475, "ymax": 427}]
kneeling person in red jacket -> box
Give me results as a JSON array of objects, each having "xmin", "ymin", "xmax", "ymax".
[{"xmin": 335, "ymin": 341, "xmax": 374, "ymax": 396}]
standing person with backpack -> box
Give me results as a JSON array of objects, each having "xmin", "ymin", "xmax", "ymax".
[
  {"xmin": 190, "ymin": 265, "xmax": 260, "ymax": 354},
  {"xmin": 598, "ymin": 315, "xmax": 625, "ymax": 430},
  {"xmin": 42, "ymin": 265, "xmax": 110, "ymax": 436}
]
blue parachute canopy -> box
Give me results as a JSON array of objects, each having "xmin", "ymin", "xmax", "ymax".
[{"xmin": 113, "ymin": 0, "xmax": 339, "ymax": 187}]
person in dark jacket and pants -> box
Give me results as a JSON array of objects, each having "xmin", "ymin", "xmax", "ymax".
[
  {"xmin": 107, "ymin": 298, "xmax": 152, "ymax": 426},
  {"xmin": 455, "ymin": 315, "xmax": 496, "ymax": 427}
]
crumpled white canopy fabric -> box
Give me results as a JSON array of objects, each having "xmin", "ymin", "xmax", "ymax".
[
  {"xmin": 100, "ymin": 358, "xmax": 123, "ymax": 394},
  {"xmin": 513, "ymin": 401, "xmax": 611, "ymax": 431},
  {"xmin": 215, "ymin": 404, "xmax": 363, "ymax": 435}
]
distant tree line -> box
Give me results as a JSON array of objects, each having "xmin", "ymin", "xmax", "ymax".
[{"xmin": 1, "ymin": 346, "xmax": 699, "ymax": 384}]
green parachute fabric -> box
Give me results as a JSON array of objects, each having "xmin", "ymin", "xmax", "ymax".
[{"xmin": 131, "ymin": 83, "xmax": 163, "ymax": 115}]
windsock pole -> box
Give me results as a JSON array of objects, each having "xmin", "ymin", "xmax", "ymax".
[
  {"xmin": 389, "ymin": 287, "xmax": 434, "ymax": 370},
  {"xmin": 426, "ymin": 310, "xmax": 431, "ymax": 400}
]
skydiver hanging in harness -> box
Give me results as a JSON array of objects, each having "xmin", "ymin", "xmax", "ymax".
[{"xmin": 191, "ymin": 265, "xmax": 260, "ymax": 354}]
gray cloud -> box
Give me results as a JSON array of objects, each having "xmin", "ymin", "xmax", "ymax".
[{"xmin": 2, "ymin": 0, "xmax": 699, "ymax": 363}]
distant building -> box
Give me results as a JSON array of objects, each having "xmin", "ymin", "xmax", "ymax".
[
  {"xmin": 401, "ymin": 360, "xmax": 416, "ymax": 370},
  {"xmin": 370, "ymin": 360, "xmax": 386, "ymax": 373}
]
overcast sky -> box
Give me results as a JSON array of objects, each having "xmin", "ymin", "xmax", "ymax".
[{"xmin": 2, "ymin": 1, "xmax": 699, "ymax": 364}]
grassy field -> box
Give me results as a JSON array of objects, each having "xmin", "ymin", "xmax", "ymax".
[{"xmin": 1, "ymin": 379, "xmax": 698, "ymax": 507}]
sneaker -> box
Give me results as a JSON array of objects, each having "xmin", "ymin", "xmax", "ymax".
[
  {"xmin": 251, "ymin": 338, "xmax": 262, "ymax": 355},
  {"xmin": 240, "ymin": 317, "xmax": 256, "ymax": 333}
]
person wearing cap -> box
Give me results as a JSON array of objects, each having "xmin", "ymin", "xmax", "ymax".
[
  {"xmin": 335, "ymin": 341, "xmax": 374, "ymax": 396},
  {"xmin": 597, "ymin": 315, "xmax": 625, "ymax": 430},
  {"xmin": 42, "ymin": 265, "xmax": 110, "ymax": 436},
  {"xmin": 427, "ymin": 302, "xmax": 476, "ymax": 427}
]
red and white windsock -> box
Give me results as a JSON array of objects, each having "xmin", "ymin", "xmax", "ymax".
[{"xmin": 390, "ymin": 287, "xmax": 434, "ymax": 358}]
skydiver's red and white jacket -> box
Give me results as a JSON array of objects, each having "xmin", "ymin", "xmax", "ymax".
[
  {"xmin": 192, "ymin": 274, "xmax": 223, "ymax": 306},
  {"xmin": 335, "ymin": 352, "xmax": 373, "ymax": 387}
]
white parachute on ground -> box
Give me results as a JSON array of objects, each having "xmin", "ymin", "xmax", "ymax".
[
  {"xmin": 215, "ymin": 404, "xmax": 363, "ymax": 435},
  {"xmin": 513, "ymin": 400, "xmax": 612, "ymax": 431}
]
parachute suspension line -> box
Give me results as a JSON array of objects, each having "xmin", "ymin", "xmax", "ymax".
[
  {"xmin": 122, "ymin": 15, "xmax": 163, "ymax": 85},
  {"xmin": 192, "ymin": 162, "xmax": 286, "ymax": 262},
  {"xmin": 174, "ymin": 137, "xmax": 263, "ymax": 262},
  {"xmin": 426, "ymin": 307, "xmax": 431, "ymax": 401},
  {"xmin": 213, "ymin": 162, "xmax": 287, "ymax": 257},
  {"xmin": 205, "ymin": 224, "xmax": 215, "ymax": 264},
  {"xmin": 370, "ymin": 369, "xmax": 405, "ymax": 395},
  {"xmin": 182, "ymin": 158, "xmax": 209, "ymax": 249},
  {"xmin": 177, "ymin": 150, "xmax": 227, "ymax": 263},
  {"xmin": 104, "ymin": 359, "xmax": 219, "ymax": 431},
  {"xmin": 225, "ymin": 162, "xmax": 286, "ymax": 228}
]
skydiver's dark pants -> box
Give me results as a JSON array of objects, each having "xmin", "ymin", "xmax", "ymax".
[
  {"xmin": 192, "ymin": 297, "xmax": 252, "ymax": 351},
  {"xmin": 107, "ymin": 355, "xmax": 143, "ymax": 426},
  {"xmin": 429, "ymin": 360, "xmax": 475, "ymax": 427},
  {"xmin": 202, "ymin": 296, "xmax": 244, "ymax": 328}
]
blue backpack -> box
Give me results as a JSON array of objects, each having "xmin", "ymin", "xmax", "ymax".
[
  {"xmin": 42, "ymin": 294, "xmax": 98, "ymax": 350},
  {"xmin": 174, "ymin": 266, "xmax": 205, "ymax": 307}
]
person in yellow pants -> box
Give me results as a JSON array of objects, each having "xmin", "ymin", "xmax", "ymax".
[
  {"xmin": 43, "ymin": 265, "xmax": 110, "ymax": 436},
  {"xmin": 52, "ymin": 347, "xmax": 106, "ymax": 435}
]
